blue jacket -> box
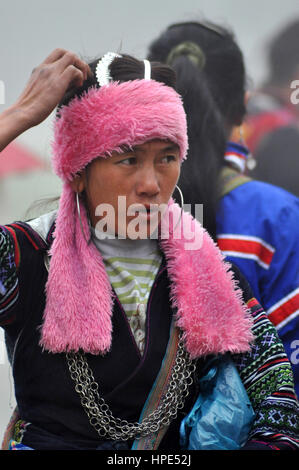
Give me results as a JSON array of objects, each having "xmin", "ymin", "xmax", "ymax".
[{"xmin": 216, "ymin": 164, "xmax": 299, "ymax": 397}]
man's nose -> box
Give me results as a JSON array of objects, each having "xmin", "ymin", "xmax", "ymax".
[{"xmin": 135, "ymin": 167, "xmax": 160, "ymax": 197}]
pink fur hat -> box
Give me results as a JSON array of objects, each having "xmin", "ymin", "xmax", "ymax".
[
  {"xmin": 52, "ymin": 79, "xmax": 188, "ymax": 182},
  {"xmin": 40, "ymin": 76, "xmax": 253, "ymax": 356}
]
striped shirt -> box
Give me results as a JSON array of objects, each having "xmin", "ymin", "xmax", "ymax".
[{"xmin": 92, "ymin": 230, "xmax": 162, "ymax": 354}]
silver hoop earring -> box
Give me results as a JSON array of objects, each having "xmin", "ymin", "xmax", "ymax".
[
  {"xmin": 174, "ymin": 185, "xmax": 184, "ymax": 230},
  {"xmin": 175, "ymin": 185, "xmax": 184, "ymax": 208},
  {"xmin": 76, "ymin": 192, "xmax": 91, "ymax": 245}
]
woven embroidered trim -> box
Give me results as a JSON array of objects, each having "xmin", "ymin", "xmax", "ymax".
[
  {"xmin": 233, "ymin": 300, "xmax": 299, "ymax": 448},
  {"xmin": 8, "ymin": 440, "xmax": 33, "ymax": 450},
  {"xmin": 0, "ymin": 227, "xmax": 19, "ymax": 318}
]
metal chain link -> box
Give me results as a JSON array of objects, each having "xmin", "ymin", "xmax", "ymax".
[{"xmin": 66, "ymin": 334, "xmax": 196, "ymax": 441}]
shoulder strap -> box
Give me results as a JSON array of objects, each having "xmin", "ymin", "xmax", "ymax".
[
  {"xmin": 131, "ymin": 319, "xmax": 181, "ymax": 450},
  {"xmin": 219, "ymin": 166, "xmax": 252, "ymax": 199}
]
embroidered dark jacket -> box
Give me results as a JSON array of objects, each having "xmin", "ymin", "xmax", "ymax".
[
  {"xmin": 3, "ymin": 220, "xmax": 195, "ymax": 449},
  {"xmin": 1, "ymin": 219, "xmax": 298, "ymax": 450}
]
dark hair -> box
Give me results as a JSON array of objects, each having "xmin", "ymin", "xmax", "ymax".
[
  {"xmin": 147, "ymin": 21, "xmax": 247, "ymax": 239},
  {"xmin": 58, "ymin": 53, "xmax": 176, "ymax": 110},
  {"xmin": 267, "ymin": 19, "xmax": 299, "ymax": 86}
]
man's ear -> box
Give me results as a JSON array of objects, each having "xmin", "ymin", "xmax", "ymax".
[{"xmin": 70, "ymin": 172, "xmax": 85, "ymax": 194}]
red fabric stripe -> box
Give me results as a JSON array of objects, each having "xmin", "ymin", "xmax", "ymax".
[
  {"xmin": 5, "ymin": 226, "xmax": 20, "ymax": 268},
  {"xmin": 10, "ymin": 223, "xmax": 39, "ymax": 250},
  {"xmin": 217, "ymin": 238, "xmax": 274, "ymax": 266},
  {"xmin": 269, "ymin": 433, "xmax": 299, "ymax": 443},
  {"xmin": 249, "ymin": 440, "xmax": 280, "ymax": 450},
  {"xmin": 272, "ymin": 391, "xmax": 296, "ymax": 399},
  {"xmin": 0, "ymin": 314, "xmax": 16, "ymax": 326},
  {"xmin": 268, "ymin": 293, "xmax": 299, "ymax": 326},
  {"xmin": 247, "ymin": 297, "xmax": 260, "ymax": 309},
  {"xmin": 225, "ymin": 150, "xmax": 247, "ymax": 160},
  {"xmin": 259, "ymin": 358, "xmax": 289, "ymax": 371}
]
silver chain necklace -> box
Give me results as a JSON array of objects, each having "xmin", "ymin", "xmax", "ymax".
[{"xmin": 66, "ymin": 334, "xmax": 196, "ymax": 441}]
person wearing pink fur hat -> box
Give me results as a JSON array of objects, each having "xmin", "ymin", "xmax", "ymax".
[{"xmin": 0, "ymin": 50, "xmax": 298, "ymax": 451}]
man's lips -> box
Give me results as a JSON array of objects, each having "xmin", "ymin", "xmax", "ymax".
[
  {"xmin": 127, "ymin": 204, "xmax": 162, "ymax": 221},
  {"xmin": 128, "ymin": 203, "xmax": 159, "ymax": 212}
]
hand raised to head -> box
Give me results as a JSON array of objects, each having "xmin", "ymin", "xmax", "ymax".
[{"xmin": 14, "ymin": 48, "xmax": 92, "ymax": 127}]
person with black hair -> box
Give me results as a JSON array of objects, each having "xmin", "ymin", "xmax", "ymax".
[
  {"xmin": 148, "ymin": 20, "xmax": 299, "ymax": 399},
  {"xmin": 245, "ymin": 19, "xmax": 299, "ymax": 197},
  {"xmin": 0, "ymin": 48, "xmax": 298, "ymax": 452}
]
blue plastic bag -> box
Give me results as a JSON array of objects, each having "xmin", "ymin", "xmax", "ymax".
[{"xmin": 180, "ymin": 355, "xmax": 255, "ymax": 450}]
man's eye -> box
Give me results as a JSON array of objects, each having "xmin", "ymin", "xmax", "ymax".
[
  {"xmin": 118, "ymin": 157, "xmax": 137, "ymax": 166},
  {"xmin": 161, "ymin": 155, "xmax": 176, "ymax": 163}
]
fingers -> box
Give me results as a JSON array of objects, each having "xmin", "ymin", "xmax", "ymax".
[
  {"xmin": 60, "ymin": 65, "xmax": 86, "ymax": 92},
  {"xmin": 11, "ymin": 49, "xmax": 93, "ymax": 129},
  {"xmin": 46, "ymin": 49, "xmax": 91, "ymax": 81},
  {"xmin": 42, "ymin": 48, "xmax": 68, "ymax": 64},
  {"xmin": 59, "ymin": 52, "xmax": 91, "ymax": 82},
  {"xmin": 37, "ymin": 48, "xmax": 92, "ymax": 83}
]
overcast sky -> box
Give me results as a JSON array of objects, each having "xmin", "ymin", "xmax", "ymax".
[{"xmin": 0, "ymin": 0, "xmax": 298, "ymax": 444}]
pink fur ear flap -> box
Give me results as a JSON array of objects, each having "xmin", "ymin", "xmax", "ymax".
[
  {"xmin": 40, "ymin": 183, "xmax": 113, "ymax": 354},
  {"xmin": 160, "ymin": 202, "xmax": 254, "ymax": 358}
]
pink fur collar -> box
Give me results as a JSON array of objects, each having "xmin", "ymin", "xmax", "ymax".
[
  {"xmin": 159, "ymin": 203, "xmax": 253, "ymax": 358},
  {"xmin": 40, "ymin": 199, "xmax": 253, "ymax": 357}
]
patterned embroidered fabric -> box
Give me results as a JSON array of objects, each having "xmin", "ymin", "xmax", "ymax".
[
  {"xmin": 0, "ymin": 227, "xmax": 19, "ymax": 324},
  {"xmin": 2, "ymin": 416, "xmax": 33, "ymax": 450},
  {"xmin": 8, "ymin": 440, "xmax": 33, "ymax": 450},
  {"xmin": 233, "ymin": 298, "xmax": 299, "ymax": 449}
]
